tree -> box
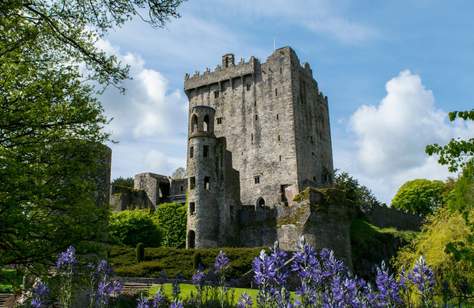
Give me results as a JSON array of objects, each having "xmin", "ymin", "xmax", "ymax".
[
  {"xmin": 426, "ymin": 110, "xmax": 474, "ymax": 172},
  {"xmin": 112, "ymin": 177, "xmax": 134, "ymax": 189},
  {"xmin": 0, "ymin": 0, "xmax": 183, "ymax": 270},
  {"xmin": 334, "ymin": 171, "xmax": 381, "ymax": 210},
  {"xmin": 391, "ymin": 179, "xmax": 446, "ymax": 216},
  {"xmin": 154, "ymin": 202, "xmax": 186, "ymax": 247},
  {"xmin": 171, "ymin": 167, "xmax": 186, "ymax": 179},
  {"xmin": 109, "ymin": 210, "xmax": 161, "ymax": 247}
]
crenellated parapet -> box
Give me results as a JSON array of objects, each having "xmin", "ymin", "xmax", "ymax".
[{"xmin": 184, "ymin": 55, "xmax": 259, "ymax": 91}]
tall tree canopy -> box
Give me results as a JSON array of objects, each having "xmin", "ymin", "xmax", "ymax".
[
  {"xmin": 391, "ymin": 179, "xmax": 447, "ymax": 217},
  {"xmin": 0, "ymin": 0, "xmax": 183, "ymax": 270}
]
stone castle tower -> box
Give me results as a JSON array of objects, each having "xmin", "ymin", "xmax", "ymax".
[{"xmin": 184, "ymin": 47, "xmax": 334, "ymax": 248}]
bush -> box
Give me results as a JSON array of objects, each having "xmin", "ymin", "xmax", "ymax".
[
  {"xmin": 136, "ymin": 243, "xmax": 145, "ymax": 262},
  {"xmin": 153, "ymin": 202, "xmax": 186, "ymax": 248},
  {"xmin": 110, "ymin": 246, "xmax": 264, "ymax": 280},
  {"xmin": 109, "ymin": 210, "xmax": 161, "ymax": 247}
]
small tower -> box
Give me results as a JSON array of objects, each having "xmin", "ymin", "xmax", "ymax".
[{"xmin": 186, "ymin": 106, "xmax": 219, "ymax": 248}]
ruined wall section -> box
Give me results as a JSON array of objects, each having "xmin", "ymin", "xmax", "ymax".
[{"xmin": 290, "ymin": 54, "xmax": 334, "ymax": 189}]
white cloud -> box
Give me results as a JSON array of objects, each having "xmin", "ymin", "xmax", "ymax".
[
  {"xmin": 96, "ymin": 39, "xmax": 188, "ymax": 179},
  {"xmin": 339, "ymin": 70, "xmax": 473, "ymax": 203}
]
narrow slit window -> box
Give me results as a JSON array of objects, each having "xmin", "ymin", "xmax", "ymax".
[
  {"xmin": 251, "ymin": 133, "xmax": 254, "ymax": 143},
  {"xmin": 275, "ymin": 88, "xmax": 278, "ymax": 96},
  {"xmin": 277, "ymin": 135, "xmax": 281, "ymax": 142},
  {"xmin": 203, "ymin": 145, "xmax": 209, "ymax": 158},
  {"xmin": 276, "ymin": 114, "xmax": 279, "ymax": 120},
  {"xmin": 246, "ymin": 84, "xmax": 251, "ymax": 91},
  {"xmin": 189, "ymin": 202, "xmax": 196, "ymax": 215},
  {"xmin": 255, "ymin": 114, "xmax": 258, "ymax": 121},
  {"xmin": 254, "ymin": 176, "xmax": 260, "ymax": 184},
  {"xmin": 279, "ymin": 155, "xmax": 282, "ymax": 162},
  {"xmin": 217, "ymin": 117, "xmax": 222, "ymax": 124},
  {"xmin": 190, "ymin": 177, "xmax": 196, "ymax": 190},
  {"xmin": 280, "ymin": 67, "xmax": 283, "ymax": 74},
  {"xmin": 214, "ymin": 91, "xmax": 219, "ymax": 98},
  {"xmin": 204, "ymin": 177, "xmax": 210, "ymax": 190},
  {"xmin": 190, "ymin": 146, "xmax": 194, "ymax": 158}
]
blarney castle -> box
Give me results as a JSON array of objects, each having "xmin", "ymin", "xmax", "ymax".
[{"xmin": 111, "ymin": 47, "xmax": 421, "ymax": 268}]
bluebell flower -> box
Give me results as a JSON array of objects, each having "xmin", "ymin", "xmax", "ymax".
[
  {"xmin": 151, "ymin": 289, "xmax": 166, "ymax": 307},
  {"xmin": 192, "ymin": 269, "xmax": 205, "ymax": 287},
  {"xmin": 32, "ymin": 281, "xmax": 49, "ymax": 298},
  {"xmin": 237, "ymin": 292, "xmax": 253, "ymax": 308},
  {"xmin": 170, "ymin": 299, "xmax": 183, "ymax": 308},
  {"xmin": 31, "ymin": 298, "xmax": 43, "ymax": 308},
  {"xmin": 214, "ymin": 250, "xmax": 230, "ymax": 273},
  {"xmin": 136, "ymin": 296, "xmax": 150, "ymax": 308},
  {"xmin": 408, "ymin": 256, "xmax": 435, "ymax": 304},
  {"xmin": 56, "ymin": 245, "xmax": 76, "ymax": 270}
]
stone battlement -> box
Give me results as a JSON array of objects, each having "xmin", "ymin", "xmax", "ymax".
[{"xmin": 184, "ymin": 56, "xmax": 258, "ymax": 91}]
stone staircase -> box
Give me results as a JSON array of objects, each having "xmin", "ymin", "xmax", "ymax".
[
  {"xmin": 0, "ymin": 293, "xmax": 15, "ymax": 308},
  {"xmin": 120, "ymin": 282, "xmax": 153, "ymax": 296}
]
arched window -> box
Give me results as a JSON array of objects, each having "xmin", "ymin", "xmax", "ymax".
[
  {"xmin": 257, "ymin": 197, "xmax": 265, "ymax": 207},
  {"xmin": 188, "ymin": 230, "xmax": 195, "ymax": 248},
  {"xmin": 203, "ymin": 115, "xmax": 209, "ymax": 132},
  {"xmin": 191, "ymin": 114, "xmax": 198, "ymax": 132}
]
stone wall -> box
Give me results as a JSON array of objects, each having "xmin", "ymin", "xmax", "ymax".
[
  {"xmin": 363, "ymin": 205, "xmax": 422, "ymax": 231},
  {"xmin": 109, "ymin": 187, "xmax": 152, "ymax": 211}
]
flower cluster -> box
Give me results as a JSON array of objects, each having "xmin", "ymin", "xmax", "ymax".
[
  {"xmin": 31, "ymin": 279, "xmax": 49, "ymax": 308},
  {"xmin": 56, "ymin": 245, "xmax": 77, "ymax": 270}
]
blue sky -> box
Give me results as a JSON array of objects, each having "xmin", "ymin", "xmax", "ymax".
[{"xmin": 100, "ymin": 0, "xmax": 474, "ymax": 203}]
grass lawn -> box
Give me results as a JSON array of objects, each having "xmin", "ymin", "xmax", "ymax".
[
  {"xmin": 0, "ymin": 268, "xmax": 21, "ymax": 293},
  {"xmin": 148, "ymin": 283, "xmax": 296, "ymax": 306}
]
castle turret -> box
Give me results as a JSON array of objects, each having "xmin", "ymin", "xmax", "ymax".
[{"xmin": 186, "ymin": 106, "xmax": 219, "ymax": 248}]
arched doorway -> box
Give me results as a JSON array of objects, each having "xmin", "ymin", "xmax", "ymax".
[
  {"xmin": 188, "ymin": 230, "xmax": 195, "ymax": 248},
  {"xmin": 257, "ymin": 197, "xmax": 265, "ymax": 207},
  {"xmin": 191, "ymin": 114, "xmax": 198, "ymax": 132},
  {"xmin": 203, "ymin": 114, "xmax": 209, "ymax": 132}
]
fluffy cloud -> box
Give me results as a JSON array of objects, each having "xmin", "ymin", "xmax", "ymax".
[
  {"xmin": 343, "ymin": 70, "xmax": 473, "ymax": 203},
  {"xmin": 96, "ymin": 40, "xmax": 188, "ymax": 179}
]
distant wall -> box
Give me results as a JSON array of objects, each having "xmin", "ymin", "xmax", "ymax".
[
  {"xmin": 363, "ymin": 205, "xmax": 422, "ymax": 231},
  {"xmin": 110, "ymin": 186, "xmax": 152, "ymax": 211}
]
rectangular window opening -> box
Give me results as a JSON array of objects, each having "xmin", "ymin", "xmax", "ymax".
[
  {"xmin": 276, "ymin": 114, "xmax": 279, "ymax": 120},
  {"xmin": 279, "ymin": 155, "xmax": 282, "ymax": 162},
  {"xmin": 217, "ymin": 117, "xmax": 222, "ymax": 124},
  {"xmin": 203, "ymin": 145, "xmax": 209, "ymax": 158},
  {"xmin": 275, "ymin": 88, "xmax": 278, "ymax": 96},
  {"xmin": 254, "ymin": 176, "xmax": 260, "ymax": 184},
  {"xmin": 190, "ymin": 177, "xmax": 196, "ymax": 190},
  {"xmin": 246, "ymin": 84, "xmax": 251, "ymax": 91},
  {"xmin": 204, "ymin": 176, "xmax": 210, "ymax": 190},
  {"xmin": 214, "ymin": 91, "xmax": 219, "ymax": 98},
  {"xmin": 277, "ymin": 135, "xmax": 281, "ymax": 142},
  {"xmin": 189, "ymin": 202, "xmax": 195, "ymax": 215},
  {"xmin": 189, "ymin": 146, "xmax": 194, "ymax": 158},
  {"xmin": 255, "ymin": 114, "xmax": 258, "ymax": 121}
]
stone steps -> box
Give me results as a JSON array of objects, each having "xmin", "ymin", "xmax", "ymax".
[
  {"xmin": 0, "ymin": 293, "xmax": 15, "ymax": 308},
  {"xmin": 121, "ymin": 282, "xmax": 152, "ymax": 296}
]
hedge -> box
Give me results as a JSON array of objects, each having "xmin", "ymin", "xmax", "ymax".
[{"xmin": 110, "ymin": 246, "xmax": 265, "ymax": 280}]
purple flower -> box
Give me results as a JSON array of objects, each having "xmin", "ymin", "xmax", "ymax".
[
  {"xmin": 151, "ymin": 289, "xmax": 166, "ymax": 307},
  {"xmin": 170, "ymin": 299, "xmax": 183, "ymax": 308},
  {"xmin": 192, "ymin": 269, "xmax": 205, "ymax": 287},
  {"xmin": 56, "ymin": 245, "xmax": 76, "ymax": 270},
  {"xmin": 97, "ymin": 259, "xmax": 112, "ymax": 277},
  {"xmin": 136, "ymin": 296, "xmax": 150, "ymax": 308},
  {"xmin": 408, "ymin": 256, "xmax": 435, "ymax": 304},
  {"xmin": 214, "ymin": 250, "xmax": 230, "ymax": 273},
  {"xmin": 31, "ymin": 298, "xmax": 43, "ymax": 308},
  {"xmin": 32, "ymin": 281, "xmax": 49, "ymax": 298},
  {"xmin": 172, "ymin": 279, "xmax": 180, "ymax": 299},
  {"xmin": 374, "ymin": 261, "xmax": 403, "ymax": 306},
  {"xmin": 237, "ymin": 293, "xmax": 253, "ymax": 308}
]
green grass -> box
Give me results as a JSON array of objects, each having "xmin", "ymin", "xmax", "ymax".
[
  {"xmin": 0, "ymin": 268, "xmax": 22, "ymax": 293},
  {"xmin": 148, "ymin": 283, "xmax": 295, "ymax": 306}
]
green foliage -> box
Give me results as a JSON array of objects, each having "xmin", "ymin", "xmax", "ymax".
[
  {"xmin": 136, "ymin": 243, "xmax": 145, "ymax": 263},
  {"xmin": 391, "ymin": 179, "xmax": 447, "ymax": 216},
  {"xmin": 350, "ymin": 219, "xmax": 417, "ymax": 280},
  {"xmin": 113, "ymin": 177, "xmax": 134, "ymax": 189},
  {"xmin": 110, "ymin": 246, "xmax": 264, "ymax": 279},
  {"xmin": 109, "ymin": 210, "xmax": 162, "ymax": 247},
  {"xmin": 154, "ymin": 202, "xmax": 187, "ymax": 248},
  {"xmin": 426, "ymin": 109, "xmax": 474, "ymax": 172},
  {"xmin": 0, "ymin": 0, "xmax": 183, "ymax": 272},
  {"xmin": 334, "ymin": 171, "xmax": 381, "ymax": 209},
  {"xmin": 193, "ymin": 252, "xmax": 203, "ymax": 270},
  {"xmin": 395, "ymin": 163, "xmax": 474, "ymax": 304}
]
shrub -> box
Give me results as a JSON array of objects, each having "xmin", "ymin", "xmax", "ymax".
[
  {"xmin": 108, "ymin": 210, "xmax": 161, "ymax": 247},
  {"xmin": 136, "ymin": 243, "xmax": 145, "ymax": 263},
  {"xmin": 153, "ymin": 202, "xmax": 186, "ymax": 248}
]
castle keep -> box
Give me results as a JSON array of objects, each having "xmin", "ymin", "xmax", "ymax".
[
  {"xmin": 109, "ymin": 47, "xmax": 422, "ymax": 268},
  {"xmin": 184, "ymin": 47, "xmax": 335, "ymax": 249}
]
